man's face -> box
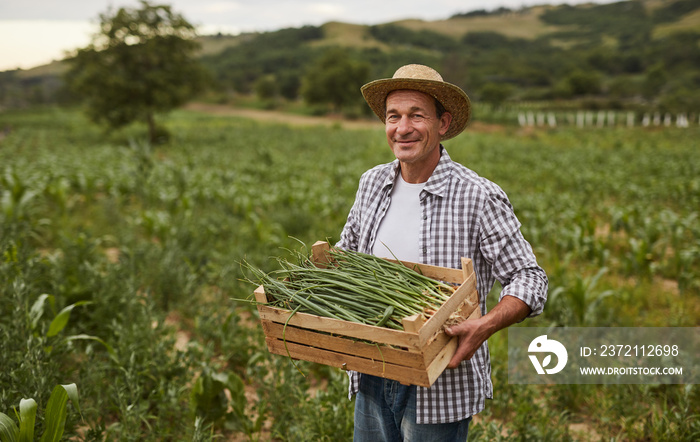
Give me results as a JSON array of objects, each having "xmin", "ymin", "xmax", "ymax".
[{"xmin": 385, "ymin": 90, "xmax": 451, "ymax": 177}]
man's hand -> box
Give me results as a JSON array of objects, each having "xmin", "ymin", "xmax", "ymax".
[
  {"xmin": 445, "ymin": 317, "xmax": 491, "ymax": 368},
  {"xmin": 445, "ymin": 295, "xmax": 531, "ymax": 369}
]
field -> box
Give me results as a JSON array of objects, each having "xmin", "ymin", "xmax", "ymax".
[{"xmin": 1, "ymin": 107, "xmax": 698, "ymax": 440}]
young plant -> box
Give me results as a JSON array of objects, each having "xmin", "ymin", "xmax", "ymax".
[{"xmin": 0, "ymin": 383, "xmax": 81, "ymax": 442}]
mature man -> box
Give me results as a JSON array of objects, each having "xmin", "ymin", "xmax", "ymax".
[{"xmin": 335, "ymin": 64, "xmax": 548, "ymax": 441}]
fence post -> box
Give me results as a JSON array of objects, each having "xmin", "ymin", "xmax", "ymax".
[
  {"xmin": 536, "ymin": 113, "xmax": 545, "ymax": 126},
  {"xmin": 627, "ymin": 112, "xmax": 635, "ymax": 127},
  {"xmin": 527, "ymin": 111, "xmax": 535, "ymax": 126},
  {"xmin": 607, "ymin": 111, "xmax": 616, "ymax": 127},
  {"xmin": 518, "ymin": 112, "xmax": 527, "ymax": 127}
]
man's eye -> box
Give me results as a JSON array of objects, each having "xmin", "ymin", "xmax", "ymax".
[
  {"xmin": 411, "ymin": 114, "xmax": 425, "ymax": 120},
  {"xmin": 386, "ymin": 115, "xmax": 399, "ymax": 122}
]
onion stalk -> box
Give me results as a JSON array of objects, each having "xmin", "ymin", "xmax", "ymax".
[{"xmin": 244, "ymin": 243, "xmax": 455, "ymax": 330}]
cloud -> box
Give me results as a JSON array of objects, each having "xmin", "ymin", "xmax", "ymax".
[
  {"xmin": 200, "ymin": 1, "xmax": 241, "ymax": 14},
  {"xmin": 305, "ymin": 3, "xmax": 345, "ymax": 17}
]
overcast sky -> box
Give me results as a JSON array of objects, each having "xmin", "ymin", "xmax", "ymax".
[{"xmin": 0, "ymin": 0, "xmax": 616, "ymax": 71}]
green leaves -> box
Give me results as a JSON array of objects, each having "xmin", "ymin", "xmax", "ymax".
[
  {"xmin": 0, "ymin": 384, "xmax": 80, "ymax": 442},
  {"xmin": 0, "ymin": 413, "xmax": 19, "ymax": 442},
  {"xmin": 190, "ymin": 369, "xmax": 264, "ymax": 437},
  {"xmin": 27, "ymin": 294, "xmax": 116, "ymax": 359},
  {"xmin": 46, "ymin": 301, "xmax": 92, "ymax": 338},
  {"xmin": 18, "ymin": 399, "xmax": 37, "ymax": 442},
  {"xmin": 40, "ymin": 384, "xmax": 81, "ymax": 442}
]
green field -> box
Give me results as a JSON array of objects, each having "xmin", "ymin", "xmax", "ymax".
[{"xmin": 1, "ymin": 107, "xmax": 698, "ymax": 440}]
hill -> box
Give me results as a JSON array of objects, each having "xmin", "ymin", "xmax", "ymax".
[{"xmin": 2, "ymin": 0, "xmax": 699, "ymax": 114}]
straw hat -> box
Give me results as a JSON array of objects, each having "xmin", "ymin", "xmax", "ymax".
[{"xmin": 361, "ymin": 64, "xmax": 471, "ymax": 140}]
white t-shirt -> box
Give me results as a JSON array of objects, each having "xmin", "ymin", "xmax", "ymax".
[{"xmin": 372, "ymin": 173, "xmax": 425, "ymax": 262}]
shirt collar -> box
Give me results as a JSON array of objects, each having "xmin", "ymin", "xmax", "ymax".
[{"xmin": 424, "ymin": 146, "xmax": 451, "ymax": 198}]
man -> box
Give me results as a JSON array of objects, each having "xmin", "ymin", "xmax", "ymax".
[{"xmin": 335, "ymin": 64, "xmax": 548, "ymax": 441}]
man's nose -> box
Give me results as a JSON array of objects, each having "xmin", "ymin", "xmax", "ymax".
[{"xmin": 396, "ymin": 115, "xmax": 412, "ymax": 134}]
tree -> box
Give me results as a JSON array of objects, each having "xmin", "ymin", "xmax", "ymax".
[
  {"xmin": 254, "ymin": 74, "xmax": 279, "ymax": 107},
  {"xmin": 565, "ymin": 69, "xmax": 602, "ymax": 96},
  {"xmin": 479, "ymin": 82, "xmax": 514, "ymax": 108},
  {"xmin": 642, "ymin": 63, "xmax": 667, "ymax": 99},
  {"xmin": 300, "ymin": 48, "xmax": 370, "ymax": 114},
  {"xmin": 64, "ymin": 1, "xmax": 207, "ymax": 143}
]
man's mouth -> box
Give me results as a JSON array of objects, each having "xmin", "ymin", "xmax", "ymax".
[{"xmin": 395, "ymin": 139, "xmax": 418, "ymax": 146}]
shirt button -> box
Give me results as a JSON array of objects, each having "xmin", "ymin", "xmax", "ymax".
[{"xmin": 422, "ymin": 247, "xmax": 427, "ymax": 255}]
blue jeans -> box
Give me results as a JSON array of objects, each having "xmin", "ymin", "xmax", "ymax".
[{"xmin": 353, "ymin": 375, "xmax": 471, "ymax": 442}]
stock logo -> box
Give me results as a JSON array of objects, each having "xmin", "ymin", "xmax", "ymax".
[{"xmin": 528, "ymin": 335, "xmax": 568, "ymax": 375}]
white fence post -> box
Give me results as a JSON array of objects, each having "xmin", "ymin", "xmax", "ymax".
[
  {"xmin": 664, "ymin": 113, "xmax": 672, "ymax": 126},
  {"xmin": 514, "ymin": 109, "xmax": 696, "ymax": 128},
  {"xmin": 536, "ymin": 113, "xmax": 545, "ymax": 126},
  {"xmin": 518, "ymin": 112, "xmax": 527, "ymax": 127},
  {"xmin": 597, "ymin": 111, "xmax": 605, "ymax": 127},
  {"xmin": 527, "ymin": 111, "xmax": 535, "ymax": 126},
  {"xmin": 607, "ymin": 111, "xmax": 616, "ymax": 127}
]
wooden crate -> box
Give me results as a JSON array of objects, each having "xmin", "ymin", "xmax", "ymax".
[{"xmin": 254, "ymin": 241, "xmax": 480, "ymax": 387}]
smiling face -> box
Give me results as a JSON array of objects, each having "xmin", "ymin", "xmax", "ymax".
[{"xmin": 384, "ymin": 89, "xmax": 452, "ymax": 183}]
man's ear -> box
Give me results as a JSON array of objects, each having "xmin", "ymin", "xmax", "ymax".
[{"xmin": 439, "ymin": 112, "xmax": 452, "ymax": 136}]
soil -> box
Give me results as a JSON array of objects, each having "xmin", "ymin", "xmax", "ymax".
[{"xmin": 183, "ymin": 102, "xmax": 382, "ymax": 130}]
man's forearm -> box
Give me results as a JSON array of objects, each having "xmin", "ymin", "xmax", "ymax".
[{"xmin": 479, "ymin": 295, "xmax": 531, "ymax": 336}]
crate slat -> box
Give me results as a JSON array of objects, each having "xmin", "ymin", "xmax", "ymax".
[
  {"xmin": 256, "ymin": 303, "xmax": 421, "ymax": 349},
  {"xmin": 261, "ymin": 321, "xmax": 428, "ymax": 366},
  {"xmin": 265, "ymin": 337, "xmax": 458, "ymax": 387}
]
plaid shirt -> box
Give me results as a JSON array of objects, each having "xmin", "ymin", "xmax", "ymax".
[{"xmin": 336, "ymin": 147, "xmax": 548, "ymax": 424}]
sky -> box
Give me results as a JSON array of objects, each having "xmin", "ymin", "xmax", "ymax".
[{"xmin": 0, "ymin": 0, "xmax": 616, "ymax": 71}]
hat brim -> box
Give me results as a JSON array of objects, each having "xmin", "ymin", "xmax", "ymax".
[{"xmin": 361, "ymin": 77, "xmax": 471, "ymax": 140}]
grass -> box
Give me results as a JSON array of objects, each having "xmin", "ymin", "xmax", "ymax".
[
  {"xmin": 0, "ymin": 106, "xmax": 698, "ymax": 440},
  {"xmin": 393, "ymin": 7, "xmax": 573, "ymax": 40},
  {"xmin": 653, "ymin": 9, "xmax": 700, "ymax": 38}
]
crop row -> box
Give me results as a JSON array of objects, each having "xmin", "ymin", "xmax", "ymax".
[{"xmin": 0, "ymin": 108, "xmax": 698, "ymax": 439}]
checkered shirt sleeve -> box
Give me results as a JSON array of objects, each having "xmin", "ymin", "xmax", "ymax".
[{"xmin": 336, "ymin": 147, "xmax": 548, "ymax": 424}]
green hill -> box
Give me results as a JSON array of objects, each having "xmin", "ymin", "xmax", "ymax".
[{"xmin": 2, "ymin": 0, "xmax": 699, "ymax": 114}]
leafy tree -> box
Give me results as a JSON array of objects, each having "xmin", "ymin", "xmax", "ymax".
[
  {"xmin": 301, "ymin": 48, "xmax": 370, "ymax": 113},
  {"xmin": 278, "ymin": 72, "xmax": 301, "ymax": 100},
  {"xmin": 255, "ymin": 75, "xmax": 278, "ymax": 99},
  {"xmin": 200, "ymin": 26, "xmax": 322, "ymax": 95},
  {"xmin": 643, "ymin": 63, "xmax": 668, "ymax": 99},
  {"xmin": 566, "ymin": 69, "xmax": 602, "ymax": 96},
  {"xmin": 479, "ymin": 82, "xmax": 514, "ymax": 107},
  {"xmin": 64, "ymin": 1, "xmax": 207, "ymax": 142}
]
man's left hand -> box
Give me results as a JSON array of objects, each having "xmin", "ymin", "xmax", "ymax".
[
  {"xmin": 444, "ymin": 295, "xmax": 532, "ymax": 369},
  {"xmin": 444, "ymin": 318, "xmax": 490, "ymax": 368}
]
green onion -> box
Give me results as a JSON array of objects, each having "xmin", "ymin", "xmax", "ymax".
[{"xmin": 243, "ymin": 242, "xmax": 455, "ymax": 330}]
